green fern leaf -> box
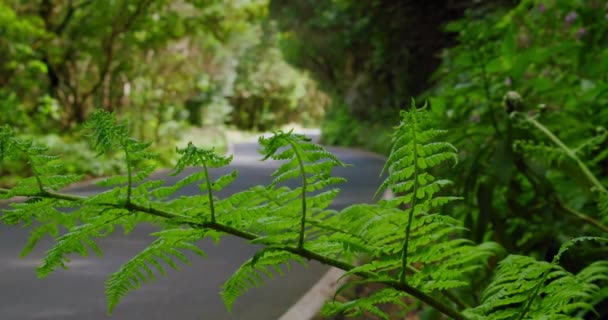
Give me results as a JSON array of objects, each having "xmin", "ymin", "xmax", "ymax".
[
  {"xmin": 221, "ymin": 248, "xmax": 304, "ymax": 311},
  {"xmin": 467, "ymin": 238, "xmax": 608, "ymax": 319},
  {"xmin": 37, "ymin": 217, "xmax": 117, "ymax": 278},
  {"xmin": 257, "ymin": 130, "xmax": 347, "ymax": 248},
  {"xmin": 322, "ymin": 287, "xmax": 409, "ymax": 320},
  {"xmin": 85, "ymin": 109, "xmax": 130, "ymax": 156},
  {"xmin": 105, "ymin": 228, "xmax": 207, "ymax": 313}
]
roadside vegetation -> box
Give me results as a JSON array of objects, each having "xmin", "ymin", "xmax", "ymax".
[{"xmin": 0, "ymin": 0, "xmax": 328, "ymax": 186}]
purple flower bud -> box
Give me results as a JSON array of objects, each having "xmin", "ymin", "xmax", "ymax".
[
  {"xmin": 505, "ymin": 77, "xmax": 512, "ymax": 86},
  {"xmin": 565, "ymin": 11, "xmax": 578, "ymax": 24},
  {"xmin": 538, "ymin": 3, "xmax": 546, "ymax": 13},
  {"xmin": 576, "ymin": 27, "xmax": 587, "ymax": 39}
]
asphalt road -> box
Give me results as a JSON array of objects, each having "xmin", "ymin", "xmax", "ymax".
[{"xmin": 0, "ymin": 137, "xmax": 386, "ymax": 320}]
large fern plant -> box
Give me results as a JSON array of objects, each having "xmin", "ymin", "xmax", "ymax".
[{"xmin": 1, "ymin": 107, "xmax": 606, "ymax": 319}]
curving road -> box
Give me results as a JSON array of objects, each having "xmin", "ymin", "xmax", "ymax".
[{"xmin": 0, "ymin": 135, "xmax": 386, "ymax": 320}]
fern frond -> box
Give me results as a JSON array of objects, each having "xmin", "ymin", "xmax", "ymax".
[
  {"xmin": 173, "ymin": 142, "xmax": 233, "ymax": 173},
  {"xmin": 168, "ymin": 142, "xmax": 234, "ymax": 222},
  {"xmin": 220, "ymin": 248, "xmax": 304, "ymax": 311},
  {"xmin": 0, "ymin": 125, "xmax": 20, "ymax": 162},
  {"xmin": 598, "ymin": 192, "xmax": 608, "ymax": 223},
  {"xmin": 84, "ymin": 110, "xmax": 158, "ymax": 203},
  {"xmin": 514, "ymin": 140, "xmax": 568, "ymax": 167},
  {"xmin": 573, "ymin": 126, "xmax": 607, "ymax": 158},
  {"xmin": 322, "ymin": 287, "xmax": 409, "ymax": 320},
  {"xmin": 376, "ymin": 103, "xmax": 459, "ymax": 284},
  {"xmin": 105, "ymin": 228, "xmax": 207, "ymax": 313},
  {"xmin": 308, "ymin": 106, "xmax": 506, "ymax": 319},
  {"xmin": 0, "ymin": 127, "xmax": 81, "ymax": 195},
  {"xmin": 377, "ymin": 106, "xmax": 457, "ymax": 200},
  {"xmin": 211, "ymin": 185, "xmax": 295, "ymax": 232},
  {"xmin": 1, "ymin": 197, "xmax": 82, "ymax": 256},
  {"xmin": 466, "ymin": 238, "xmax": 608, "ymax": 320},
  {"xmin": 37, "ymin": 212, "xmax": 125, "ymax": 278},
  {"xmin": 465, "ymin": 255, "xmax": 608, "ymax": 320},
  {"xmin": 85, "ymin": 109, "xmax": 130, "ymax": 156},
  {"xmin": 258, "ymin": 130, "xmax": 347, "ymax": 248},
  {"xmin": 151, "ymin": 171, "xmax": 207, "ymax": 199}
]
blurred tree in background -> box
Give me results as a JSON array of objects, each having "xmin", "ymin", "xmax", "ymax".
[
  {"xmin": 0, "ymin": 0, "xmax": 326, "ymax": 134},
  {"xmin": 0, "ymin": 0, "xmax": 328, "ymax": 182},
  {"xmin": 270, "ymin": 0, "xmax": 516, "ymax": 151}
]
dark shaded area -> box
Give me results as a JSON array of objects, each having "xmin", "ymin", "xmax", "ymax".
[{"xmin": 269, "ymin": 0, "xmax": 512, "ymax": 120}]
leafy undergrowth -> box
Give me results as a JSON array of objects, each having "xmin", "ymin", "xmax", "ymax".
[{"xmin": 0, "ymin": 125, "xmax": 229, "ymax": 188}]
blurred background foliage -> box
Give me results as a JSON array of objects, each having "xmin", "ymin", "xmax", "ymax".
[
  {"xmin": 2, "ymin": 1, "xmax": 607, "ymax": 310},
  {"xmin": 422, "ymin": 1, "xmax": 608, "ymax": 287},
  {"xmin": 269, "ymin": 0, "xmax": 515, "ymax": 153},
  {"xmin": 0, "ymin": 0, "xmax": 329, "ymax": 182}
]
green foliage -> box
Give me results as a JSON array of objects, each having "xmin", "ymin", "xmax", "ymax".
[
  {"xmin": 228, "ymin": 26, "xmax": 327, "ymax": 131},
  {"xmin": 105, "ymin": 228, "xmax": 208, "ymax": 313},
  {"xmin": 0, "ymin": 0, "xmax": 325, "ymax": 164},
  {"xmin": 320, "ymin": 100, "xmax": 393, "ymax": 154},
  {"xmin": 221, "ymin": 249, "xmax": 304, "ymax": 311},
  {"xmin": 377, "ymin": 104, "xmax": 460, "ymax": 282},
  {"xmin": 0, "ymin": 126, "xmax": 82, "ymax": 195},
  {"xmin": 465, "ymin": 238, "xmax": 608, "ymax": 320},
  {"xmin": 1, "ymin": 109, "xmax": 607, "ymax": 320},
  {"xmin": 0, "ymin": 1, "xmax": 332, "ymax": 188},
  {"xmin": 323, "ymin": 287, "xmax": 410, "ymax": 320},
  {"xmin": 318, "ymin": 107, "xmax": 500, "ymax": 319},
  {"xmin": 258, "ymin": 130, "xmax": 347, "ymax": 245},
  {"xmin": 37, "ymin": 216, "xmax": 113, "ymax": 278},
  {"xmin": 271, "ymin": 0, "xmax": 487, "ymax": 153},
  {"xmin": 422, "ymin": 0, "xmax": 608, "ymax": 263}
]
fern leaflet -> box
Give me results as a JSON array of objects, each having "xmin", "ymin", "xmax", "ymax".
[{"xmin": 105, "ymin": 228, "xmax": 208, "ymax": 313}]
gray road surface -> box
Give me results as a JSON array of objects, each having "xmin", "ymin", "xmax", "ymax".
[{"xmin": 0, "ymin": 138, "xmax": 385, "ymax": 320}]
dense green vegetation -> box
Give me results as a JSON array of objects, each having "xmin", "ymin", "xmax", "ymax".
[
  {"xmin": 0, "ymin": 0, "xmax": 327, "ymax": 184},
  {"xmin": 1, "ymin": 0, "xmax": 608, "ymax": 319}
]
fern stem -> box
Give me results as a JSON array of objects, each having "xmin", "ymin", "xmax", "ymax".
[
  {"xmin": 524, "ymin": 115, "xmax": 608, "ymax": 194},
  {"xmin": 309, "ymin": 215, "xmax": 472, "ymax": 311},
  {"xmin": 0, "ymin": 187, "xmax": 468, "ymax": 320},
  {"xmin": 123, "ymin": 145, "xmax": 133, "ymax": 204},
  {"xmin": 516, "ymin": 264, "xmax": 552, "ymax": 320},
  {"xmin": 559, "ymin": 203, "xmax": 608, "ymax": 233},
  {"xmin": 295, "ymin": 248, "xmax": 469, "ymax": 320},
  {"xmin": 27, "ymin": 159, "xmax": 45, "ymax": 193},
  {"xmin": 400, "ymin": 120, "xmax": 419, "ymax": 284},
  {"xmin": 201, "ymin": 162, "xmax": 216, "ymax": 222},
  {"xmin": 288, "ymin": 140, "xmax": 308, "ymax": 249},
  {"xmin": 14, "ymin": 144, "xmax": 45, "ymax": 193}
]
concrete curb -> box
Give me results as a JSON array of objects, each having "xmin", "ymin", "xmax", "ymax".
[
  {"xmin": 277, "ymin": 189, "xmax": 393, "ymax": 320},
  {"xmin": 278, "ymin": 267, "xmax": 347, "ymax": 320}
]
